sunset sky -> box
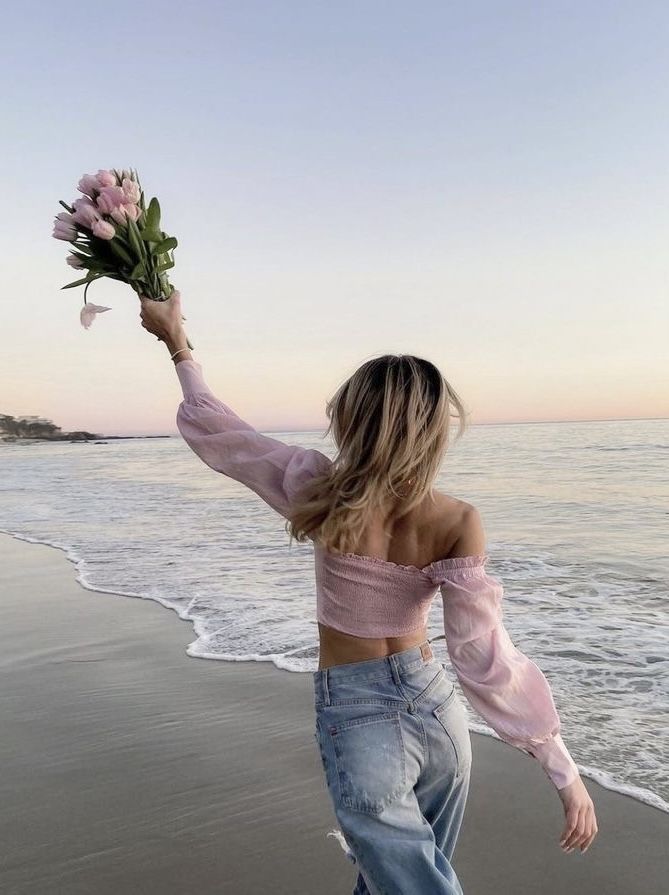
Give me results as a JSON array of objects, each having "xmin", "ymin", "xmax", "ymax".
[{"xmin": 2, "ymin": 2, "xmax": 667, "ymax": 435}]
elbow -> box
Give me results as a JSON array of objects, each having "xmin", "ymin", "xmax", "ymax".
[{"xmin": 176, "ymin": 402, "xmax": 202, "ymax": 442}]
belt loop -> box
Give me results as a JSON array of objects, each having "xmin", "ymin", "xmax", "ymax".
[
  {"xmin": 323, "ymin": 667, "xmax": 331, "ymax": 706},
  {"xmin": 388, "ymin": 654, "xmax": 401, "ymax": 685},
  {"xmin": 420, "ymin": 641, "xmax": 433, "ymax": 662}
]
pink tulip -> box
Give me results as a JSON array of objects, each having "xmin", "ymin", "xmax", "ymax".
[
  {"xmin": 96, "ymin": 185, "xmax": 127, "ymax": 214},
  {"xmin": 96, "ymin": 169, "xmax": 117, "ymax": 187},
  {"xmin": 121, "ymin": 177, "xmax": 141, "ymax": 204},
  {"xmin": 66, "ymin": 254, "xmax": 85, "ymax": 269},
  {"xmin": 73, "ymin": 196, "xmax": 95, "ymax": 210},
  {"xmin": 53, "ymin": 213, "xmax": 77, "ymax": 240},
  {"xmin": 125, "ymin": 202, "xmax": 141, "ymax": 222},
  {"xmin": 112, "ymin": 201, "xmax": 142, "ymax": 226},
  {"xmin": 92, "ymin": 219, "xmax": 116, "ymax": 240},
  {"xmin": 109, "ymin": 205, "xmax": 128, "ymax": 225},
  {"xmin": 80, "ymin": 303, "xmax": 112, "ymax": 329},
  {"xmin": 53, "ymin": 222, "xmax": 77, "ymax": 240},
  {"xmin": 71, "ymin": 197, "xmax": 101, "ymax": 228},
  {"xmin": 77, "ymin": 174, "xmax": 102, "ymax": 198}
]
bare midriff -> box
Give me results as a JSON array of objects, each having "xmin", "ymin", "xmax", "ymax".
[{"xmin": 317, "ymin": 621, "xmax": 429, "ymax": 669}]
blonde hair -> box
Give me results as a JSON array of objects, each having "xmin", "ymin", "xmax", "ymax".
[{"xmin": 285, "ymin": 354, "xmax": 469, "ymax": 555}]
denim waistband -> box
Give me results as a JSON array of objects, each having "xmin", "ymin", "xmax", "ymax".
[{"xmin": 313, "ymin": 635, "xmax": 446, "ymax": 703}]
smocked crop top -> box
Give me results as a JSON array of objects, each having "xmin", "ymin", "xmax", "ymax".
[{"xmin": 174, "ymin": 359, "xmax": 580, "ymax": 790}]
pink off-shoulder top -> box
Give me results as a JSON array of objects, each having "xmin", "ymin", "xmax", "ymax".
[{"xmin": 174, "ymin": 358, "xmax": 580, "ymax": 790}]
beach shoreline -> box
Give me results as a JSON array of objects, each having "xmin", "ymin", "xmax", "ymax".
[
  {"xmin": 1, "ymin": 532, "xmax": 666, "ymax": 894},
  {"xmin": 2, "ymin": 523, "xmax": 665, "ymax": 815}
]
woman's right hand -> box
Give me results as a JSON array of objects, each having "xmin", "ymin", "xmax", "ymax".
[
  {"xmin": 557, "ymin": 776, "xmax": 598, "ymax": 853},
  {"xmin": 139, "ymin": 289, "xmax": 186, "ymax": 343}
]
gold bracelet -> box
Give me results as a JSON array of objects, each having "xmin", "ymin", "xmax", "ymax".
[{"xmin": 170, "ymin": 346, "xmax": 190, "ymax": 360}]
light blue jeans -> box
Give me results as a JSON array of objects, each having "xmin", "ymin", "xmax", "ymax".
[{"xmin": 313, "ymin": 638, "xmax": 472, "ymax": 894}]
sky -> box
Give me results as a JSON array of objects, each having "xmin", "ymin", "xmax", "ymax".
[{"xmin": 1, "ymin": 1, "xmax": 667, "ymax": 435}]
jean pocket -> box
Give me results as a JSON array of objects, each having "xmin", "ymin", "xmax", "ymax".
[
  {"xmin": 329, "ymin": 712, "xmax": 407, "ymax": 816},
  {"xmin": 433, "ymin": 689, "xmax": 472, "ymax": 777}
]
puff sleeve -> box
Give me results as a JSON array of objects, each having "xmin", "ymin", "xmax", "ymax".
[
  {"xmin": 439, "ymin": 556, "xmax": 580, "ymax": 790},
  {"xmin": 174, "ymin": 359, "xmax": 332, "ymax": 519}
]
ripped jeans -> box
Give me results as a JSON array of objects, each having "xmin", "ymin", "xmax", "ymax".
[{"xmin": 313, "ymin": 638, "xmax": 471, "ymax": 895}]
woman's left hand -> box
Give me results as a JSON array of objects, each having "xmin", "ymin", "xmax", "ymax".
[{"xmin": 139, "ymin": 290, "xmax": 186, "ymax": 342}]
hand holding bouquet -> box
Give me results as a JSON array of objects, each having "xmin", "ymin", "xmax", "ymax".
[
  {"xmin": 139, "ymin": 289, "xmax": 188, "ymax": 348},
  {"xmin": 52, "ymin": 168, "xmax": 193, "ymax": 349}
]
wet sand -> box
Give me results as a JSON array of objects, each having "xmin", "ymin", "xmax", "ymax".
[{"xmin": 1, "ymin": 533, "xmax": 666, "ymax": 894}]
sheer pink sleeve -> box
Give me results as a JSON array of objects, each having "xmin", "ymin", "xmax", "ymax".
[
  {"xmin": 174, "ymin": 359, "xmax": 332, "ymax": 519},
  {"xmin": 438, "ymin": 556, "xmax": 580, "ymax": 790}
]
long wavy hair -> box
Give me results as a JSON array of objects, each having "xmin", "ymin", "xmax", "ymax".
[{"xmin": 285, "ymin": 354, "xmax": 470, "ymax": 555}]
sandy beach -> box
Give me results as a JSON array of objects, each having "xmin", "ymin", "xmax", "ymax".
[{"xmin": 1, "ymin": 532, "xmax": 666, "ymax": 895}]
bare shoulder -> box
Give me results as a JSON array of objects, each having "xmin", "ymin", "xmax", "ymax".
[
  {"xmin": 452, "ymin": 501, "xmax": 487, "ymax": 557},
  {"xmin": 430, "ymin": 492, "xmax": 487, "ymax": 558}
]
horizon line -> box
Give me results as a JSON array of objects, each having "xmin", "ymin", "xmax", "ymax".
[
  {"xmin": 103, "ymin": 414, "xmax": 669, "ymax": 438},
  {"xmin": 266, "ymin": 414, "xmax": 669, "ymax": 433}
]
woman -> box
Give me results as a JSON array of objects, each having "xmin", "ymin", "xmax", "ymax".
[{"xmin": 139, "ymin": 291, "xmax": 598, "ymax": 895}]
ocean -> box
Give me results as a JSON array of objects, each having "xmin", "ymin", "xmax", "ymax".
[{"xmin": 1, "ymin": 417, "xmax": 667, "ymax": 814}]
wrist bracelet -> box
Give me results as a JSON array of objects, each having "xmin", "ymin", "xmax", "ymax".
[{"xmin": 170, "ymin": 346, "xmax": 190, "ymax": 360}]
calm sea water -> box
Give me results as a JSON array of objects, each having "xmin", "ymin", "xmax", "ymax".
[{"xmin": 1, "ymin": 418, "xmax": 667, "ymax": 813}]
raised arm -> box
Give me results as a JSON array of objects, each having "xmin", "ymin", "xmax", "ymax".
[
  {"xmin": 438, "ymin": 507, "xmax": 580, "ymax": 791},
  {"xmin": 174, "ymin": 358, "xmax": 332, "ymax": 519},
  {"xmin": 138, "ymin": 292, "xmax": 332, "ymax": 520}
]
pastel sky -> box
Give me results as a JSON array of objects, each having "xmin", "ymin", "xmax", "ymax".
[{"xmin": 2, "ymin": 2, "xmax": 667, "ymax": 435}]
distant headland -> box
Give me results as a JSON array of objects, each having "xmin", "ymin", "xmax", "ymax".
[{"xmin": 0, "ymin": 413, "xmax": 171, "ymax": 444}]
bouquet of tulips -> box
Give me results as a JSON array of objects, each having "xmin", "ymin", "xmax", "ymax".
[{"xmin": 52, "ymin": 168, "xmax": 192, "ymax": 347}]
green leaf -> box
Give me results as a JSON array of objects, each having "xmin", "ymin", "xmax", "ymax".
[
  {"xmin": 72, "ymin": 254, "xmax": 109, "ymax": 272},
  {"xmin": 109, "ymin": 239, "xmax": 134, "ymax": 265},
  {"xmin": 153, "ymin": 237, "xmax": 177, "ymax": 254},
  {"xmin": 110, "ymin": 229, "xmax": 132, "ymax": 248},
  {"xmin": 126, "ymin": 217, "xmax": 146, "ymax": 260},
  {"xmin": 139, "ymin": 228, "xmax": 162, "ymax": 242},
  {"xmin": 130, "ymin": 261, "xmax": 145, "ymax": 279},
  {"xmin": 156, "ymin": 259, "xmax": 175, "ymax": 272},
  {"xmin": 61, "ymin": 272, "xmax": 101, "ymax": 289},
  {"xmin": 146, "ymin": 197, "xmax": 161, "ymax": 232},
  {"xmin": 71, "ymin": 241, "xmax": 94, "ymax": 255}
]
